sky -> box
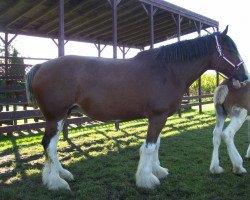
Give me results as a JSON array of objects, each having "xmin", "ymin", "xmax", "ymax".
[{"xmin": 1, "ymin": 0, "xmax": 250, "ymax": 69}]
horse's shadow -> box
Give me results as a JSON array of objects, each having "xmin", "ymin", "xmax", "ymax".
[{"xmin": 1, "ymin": 118, "xmax": 250, "ymax": 199}]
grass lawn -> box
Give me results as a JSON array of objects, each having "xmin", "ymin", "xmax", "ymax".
[{"xmin": 0, "ymin": 105, "xmax": 250, "ymax": 200}]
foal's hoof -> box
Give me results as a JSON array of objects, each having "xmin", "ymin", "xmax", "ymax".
[
  {"xmin": 245, "ymin": 154, "xmax": 250, "ymax": 159},
  {"xmin": 233, "ymin": 166, "xmax": 247, "ymax": 175},
  {"xmin": 210, "ymin": 166, "xmax": 224, "ymax": 174},
  {"xmin": 136, "ymin": 173, "xmax": 160, "ymax": 189},
  {"xmin": 59, "ymin": 169, "xmax": 74, "ymax": 181}
]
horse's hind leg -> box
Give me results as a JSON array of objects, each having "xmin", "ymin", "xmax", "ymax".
[
  {"xmin": 42, "ymin": 120, "xmax": 74, "ymax": 191},
  {"xmin": 210, "ymin": 106, "xmax": 226, "ymax": 174},
  {"xmin": 222, "ymin": 107, "xmax": 247, "ymax": 174},
  {"xmin": 136, "ymin": 114, "xmax": 168, "ymax": 189}
]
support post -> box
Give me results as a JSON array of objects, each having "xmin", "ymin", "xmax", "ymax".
[
  {"xmin": 216, "ymin": 72, "xmax": 219, "ymax": 86},
  {"xmin": 94, "ymin": 42, "xmax": 107, "ymax": 57},
  {"xmin": 109, "ymin": 0, "xmax": 121, "ymax": 58},
  {"xmin": 172, "ymin": 14, "xmax": 182, "ymax": 116},
  {"xmin": 172, "ymin": 14, "xmax": 183, "ymax": 42},
  {"xmin": 109, "ymin": 0, "xmax": 121, "ymax": 130},
  {"xmin": 149, "ymin": 5, "xmax": 154, "ymax": 49},
  {"xmin": 142, "ymin": 3, "xmax": 157, "ymax": 49},
  {"xmin": 197, "ymin": 22, "xmax": 202, "ymax": 114},
  {"xmin": 58, "ymin": 0, "xmax": 67, "ymax": 139},
  {"xmin": 119, "ymin": 46, "xmax": 130, "ymax": 59},
  {"xmin": 58, "ymin": 0, "xmax": 65, "ymax": 57}
]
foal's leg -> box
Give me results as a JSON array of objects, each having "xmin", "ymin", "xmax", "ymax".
[
  {"xmin": 222, "ymin": 108, "xmax": 247, "ymax": 174},
  {"xmin": 136, "ymin": 114, "xmax": 168, "ymax": 189},
  {"xmin": 42, "ymin": 120, "xmax": 73, "ymax": 191},
  {"xmin": 210, "ymin": 111, "xmax": 226, "ymax": 174},
  {"xmin": 245, "ymin": 120, "xmax": 250, "ymax": 158}
]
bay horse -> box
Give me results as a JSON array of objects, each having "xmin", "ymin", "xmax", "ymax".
[
  {"xmin": 25, "ymin": 27, "xmax": 248, "ymax": 191},
  {"xmin": 210, "ymin": 79, "xmax": 250, "ymax": 174}
]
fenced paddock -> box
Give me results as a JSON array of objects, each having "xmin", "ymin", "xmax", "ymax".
[{"xmin": 1, "ymin": 105, "xmax": 250, "ymax": 200}]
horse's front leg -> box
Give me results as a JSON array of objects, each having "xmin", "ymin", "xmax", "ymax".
[
  {"xmin": 222, "ymin": 108, "xmax": 247, "ymax": 174},
  {"xmin": 136, "ymin": 114, "xmax": 169, "ymax": 189},
  {"xmin": 42, "ymin": 120, "xmax": 74, "ymax": 191}
]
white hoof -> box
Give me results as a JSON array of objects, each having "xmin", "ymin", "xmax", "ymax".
[
  {"xmin": 59, "ymin": 168, "xmax": 74, "ymax": 181},
  {"xmin": 233, "ymin": 166, "xmax": 247, "ymax": 174},
  {"xmin": 46, "ymin": 174, "xmax": 71, "ymax": 191},
  {"xmin": 245, "ymin": 154, "xmax": 250, "ymax": 158},
  {"xmin": 136, "ymin": 173, "xmax": 160, "ymax": 189},
  {"xmin": 153, "ymin": 165, "xmax": 169, "ymax": 179},
  {"xmin": 210, "ymin": 166, "xmax": 224, "ymax": 174}
]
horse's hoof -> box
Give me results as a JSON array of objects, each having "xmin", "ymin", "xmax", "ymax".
[
  {"xmin": 46, "ymin": 174, "xmax": 71, "ymax": 191},
  {"xmin": 245, "ymin": 154, "xmax": 250, "ymax": 159},
  {"xmin": 233, "ymin": 166, "xmax": 247, "ymax": 175},
  {"xmin": 136, "ymin": 173, "xmax": 160, "ymax": 189},
  {"xmin": 153, "ymin": 166, "xmax": 169, "ymax": 179},
  {"xmin": 59, "ymin": 169, "xmax": 74, "ymax": 181},
  {"xmin": 210, "ymin": 166, "xmax": 224, "ymax": 174}
]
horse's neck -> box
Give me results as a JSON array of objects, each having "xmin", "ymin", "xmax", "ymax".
[{"xmin": 178, "ymin": 57, "xmax": 210, "ymax": 89}]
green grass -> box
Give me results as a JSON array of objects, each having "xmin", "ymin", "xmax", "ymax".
[{"xmin": 1, "ymin": 105, "xmax": 250, "ymax": 200}]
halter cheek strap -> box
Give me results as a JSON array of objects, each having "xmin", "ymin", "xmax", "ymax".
[
  {"xmin": 214, "ymin": 35, "xmax": 244, "ymax": 79},
  {"xmin": 215, "ymin": 35, "xmax": 244, "ymax": 77}
]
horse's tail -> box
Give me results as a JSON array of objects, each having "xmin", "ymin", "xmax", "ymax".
[
  {"xmin": 25, "ymin": 64, "xmax": 41, "ymax": 106},
  {"xmin": 213, "ymin": 84, "xmax": 229, "ymax": 116}
]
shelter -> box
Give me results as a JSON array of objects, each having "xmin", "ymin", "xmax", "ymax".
[{"xmin": 0, "ymin": 0, "xmax": 219, "ymax": 135}]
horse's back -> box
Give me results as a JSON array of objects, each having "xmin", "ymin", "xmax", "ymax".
[{"xmin": 218, "ymin": 80, "xmax": 250, "ymax": 115}]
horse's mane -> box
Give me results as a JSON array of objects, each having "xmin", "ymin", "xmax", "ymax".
[{"xmin": 136, "ymin": 32, "xmax": 239, "ymax": 63}]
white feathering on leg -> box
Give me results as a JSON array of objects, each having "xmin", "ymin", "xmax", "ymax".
[{"xmin": 136, "ymin": 142, "xmax": 160, "ymax": 189}]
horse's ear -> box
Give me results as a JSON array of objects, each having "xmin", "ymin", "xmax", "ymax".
[{"xmin": 221, "ymin": 25, "xmax": 229, "ymax": 36}]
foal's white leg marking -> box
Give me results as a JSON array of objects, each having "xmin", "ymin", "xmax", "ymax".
[
  {"xmin": 152, "ymin": 136, "xmax": 169, "ymax": 179},
  {"xmin": 210, "ymin": 115, "xmax": 226, "ymax": 174},
  {"xmin": 222, "ymin": 108, "xmax": 247, "ymax": 174},
  {"xmin": 246, "ymin": 119, "xmax": 250, "ymax": 158},
  {"xmin": 246, "ymin": 144, "xmax": 250, "ymax": 158},
  {"xmin": 136, "ymin": 142, "xmax": 160, "ymax": 189},
  {"xmin": 43, "ymin": 120, "xmax": 72, "ymax": 191}
]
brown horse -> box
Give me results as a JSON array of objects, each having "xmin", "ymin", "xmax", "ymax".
[
  {"xmin": 211, "ymin": 79, "xmax": 250, "ymax": 174},
  {"xmin": 25, "ymin": 27, "xmax": 248, "ymax": 191}
]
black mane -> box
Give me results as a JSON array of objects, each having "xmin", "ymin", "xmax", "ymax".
[{"xmin": 136, "ymin": 32, "xmax": 239, "ymax": 63}]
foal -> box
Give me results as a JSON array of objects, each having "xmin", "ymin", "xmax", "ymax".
[{"xmin": 210, "ymin": 79, "xmax": 250, "ymax": 174}]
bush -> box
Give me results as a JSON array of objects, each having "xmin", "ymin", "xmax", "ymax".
[{"xmin": 189, "ymin": 73, "xmax": 223, "ymax": 95}]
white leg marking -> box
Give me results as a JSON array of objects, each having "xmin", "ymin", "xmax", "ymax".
[
  {"xmin": 246, "ymin": 119, "xmax": 250, "ymax": 158},
  {"xmin": 246, "ymin": 144, "xmax": 250, "ymax": 158},
  {"xmin": 210, "ymin": 115, "xmax": 226, "ymax": 174},
  {"xmin": 43, "ymin": 120, "xmax": 72, "ymax": 191},
  {"xmin": 222, "ymin": 108, "xmax": 247, "ymax": 174},
  {"xmin": 136, "ymin": 142, "xmax": 160, "ymax": 189},
  {"xmin": 152, "ymin": 136, "xmax": 169, "ymax": 179}
]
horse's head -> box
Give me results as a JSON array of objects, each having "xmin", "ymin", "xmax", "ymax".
[{"xmin": 211, "ymin": 26, "xmax": 248, "ymax": 82}]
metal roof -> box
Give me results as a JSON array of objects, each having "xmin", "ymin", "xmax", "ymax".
[{"xmin": 0, "ymin": 0, "xmax": 218, "ymax": 48}]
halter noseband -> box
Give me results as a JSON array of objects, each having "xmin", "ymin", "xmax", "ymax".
[{"xmin": 215, "ymin": 35, "xmax": 244, "ymax": 79}]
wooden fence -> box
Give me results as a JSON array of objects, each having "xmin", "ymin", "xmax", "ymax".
[{"xmin": 0, "ymin": 57, "xmax": 214, "ymax": 137}]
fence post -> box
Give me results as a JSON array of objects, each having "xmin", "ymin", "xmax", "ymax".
[
  {"xmin": 63, "ymin": 121, "xmax": 68, "ymax": 140},
  {"xmin": 198, "ymin": 78, "xmax": 202, "ymax": 114}
]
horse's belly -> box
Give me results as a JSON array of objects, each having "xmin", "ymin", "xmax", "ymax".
[{"xmin": 77, "ymin": 97, "xmax": 146, "ymax": 122}]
